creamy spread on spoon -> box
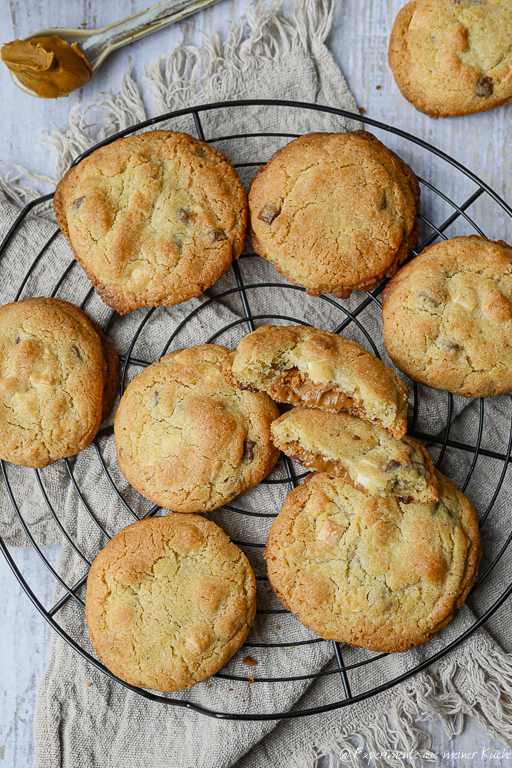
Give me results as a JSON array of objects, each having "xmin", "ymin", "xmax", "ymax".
[{"xmin": 1, "ymin": 36, "xmax": 92, "ymax": 98}]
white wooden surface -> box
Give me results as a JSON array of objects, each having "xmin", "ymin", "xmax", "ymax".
[{"xmin": 0, "ymin": 1, "xmax": 511, "ymax": 766}]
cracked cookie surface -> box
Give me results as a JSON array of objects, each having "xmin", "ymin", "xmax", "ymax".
[
  {"xmin": 114, "ymin": 344, "xmax": 280, "ymax": 512},
  {"xmin": 265, "ymin": 471, "xmax": 480, "ymax": 652},
  {"xmin": 0, "ymin": 297, "xmax": 118, "ymax": 468},
  {"xmin": 271, "ymin": 408, "xmax": 438, "ymax": 503},
  {"xmin": 222, "ymin": 325, "xmax": 409, "ymax": 438},
  {"xmin": 248, "ymin": 131, "xmax": 420, "ymax": 297},
  {"xmin": 54, "ymin": 131, "xmax": 247, "ymax": 314},
  {"xmin": 85, "ymin": 514, "xmax": 256, "ymax": 692},
  {"xmin": 389, "ymin": 0, "xmax": 512, "ymax": 118},
  {"xmin": 382, "ymin": 236, "xmax": 512, "ymax": 397}
]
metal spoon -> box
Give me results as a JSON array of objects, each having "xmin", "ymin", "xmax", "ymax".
[{"xmin": 8, "ymin": 0, "xmax": 223, "ymax": 97}]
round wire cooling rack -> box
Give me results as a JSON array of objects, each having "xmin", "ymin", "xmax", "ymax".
[{"xmin": 1, "ymin": 99, "xmax": 512, "ymax": 722}]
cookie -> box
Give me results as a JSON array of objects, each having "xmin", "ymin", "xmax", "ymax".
[
  {"xmin": 222, "ymin": 325, "xmax": 409, "ymax": 439},
  {"xmin": 248, "ymin": 131, "xmax": 420, "ymax": 297},
  {"xmin": 389, "ymin": 0, "xmax": 512, "ymax": 118},
  {"xmin": 0, "ymin": 298, "xmax": 118, "ymax": 468},
  {"xmin": 114, "ymin": 344, "xmax": 280, "ymax": 512},
  {"xmin": 54, "ymin": 131, "xmax": 247, "ymax": 314},
  {"xmin": 265, "ymin": 471, "xmax": 480, "ymax": 652},
  {"xmin": 271, "ymin": 408, "xmax": 438, "ymax": 503},
  {"xmin": 382, "ymin": 236, "xmax": 512, "ymax": 397},
  {"xmin": 85, "ymin": 514, "xmax": 256, "ymax": 692}
]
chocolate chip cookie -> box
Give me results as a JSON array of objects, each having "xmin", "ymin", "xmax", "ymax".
[
  {"xmin": 382, "ymin": 236, "xmax": 512, "ymax": 397},
  {"xmin": 389, "ymin": 0, "xmax": 512, "ymax": 118},
  {"xmin": 54, "ymin": 131, "xmax": 247, "ymax": 314},
  {"xmin": 0, "ymin": 298, "xmax": 118, "ymax": 468},
  {"xmin": 222, "ymin": 325, "xmax": 409, "ymax": 439},
  {"xmin": 86, "ymin": 514, "xmax": 256, "ymax": 692},
  {"xmin": 271, "ymin": 408, "xmax": 438, "ymax": 503},
  {"xmin": 265, "ymin": 471, "xmax": 480, "ymax": 652},
  {"xmin": 114, "ymin": 344, "xmax": 280, "ymax": 512},
  {"xmin": 249, "ymin": 131, "xmax": 420, "ymax": 297}
]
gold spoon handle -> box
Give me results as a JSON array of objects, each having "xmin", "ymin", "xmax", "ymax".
[{"xmin": 81, "ymin": 0, "xmax": 224, "ymax": 70}]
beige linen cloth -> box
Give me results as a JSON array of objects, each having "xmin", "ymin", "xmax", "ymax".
[{"xmin": 1, "ymin": 2, "xmax": 512, "ymax": 766}]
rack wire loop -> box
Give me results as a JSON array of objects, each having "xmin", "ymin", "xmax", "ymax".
[{"xmin": 1, "ymin": 100, "xmax": 511, "ymax": 721}]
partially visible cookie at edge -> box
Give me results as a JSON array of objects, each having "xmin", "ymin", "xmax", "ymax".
[
  {"xmin": 271, "ymin": 408, "xmax": 438, "ymax": 503},
  {"xmin": 54, "ymin": 131, "xmax": 247, "ymax": 314},
  {"xmin": 382, "ymin": 236, "xmax": 512, "ymax": 397},
  {"xmin": 389, "ymin": 0, "xmax": 512, "ymax": 118},
  {"xmin": 0, "ymin": 297, "xmax": 118, "ymax": 468},
  {"xmin": 114, "ymin": 343, "xmax": 280, "ymax": 512},
  {"xmin": 222, "ymin": 325, "xmax": 409, "ymax": 439},
  {"xmin": 85, "ymin": 514, "xmax": 256, "ymax": 692},
  {"xmin": 249, "ymin": 131, "xmax": 420, "ymax": 297},
  {"xmin": 265, "ymin": 471, "xmax": 481, "ymax": 653}
]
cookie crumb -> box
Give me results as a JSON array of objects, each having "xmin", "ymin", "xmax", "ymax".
[
  {"xmin": 275, "ymin": 625, "xmax": 280, "ymax": 630},
  {"xmin": 242, "ymin": 655, "xmax": 257, "ymax": 666},
  {"xmin": 87, "ymin": 682, "xmax": 92, "ymax": 687},
  {"xmin": 376, "ymin": 85, "xmax": 382, "ymax": 90},
  {"xmin": 358, "ymin": 107, "xmax": 366, "ymax": 115},
  {"xmin": 247, "ymin": 676, "xmax": 255, "ymax": 685}
]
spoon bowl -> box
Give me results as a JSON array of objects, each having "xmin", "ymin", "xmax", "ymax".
[{"xmin": 7, "ymin": 0, "xmax": 223, "ymax": 98}]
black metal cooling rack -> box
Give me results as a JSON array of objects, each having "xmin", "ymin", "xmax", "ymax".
[{"xmin": 1, "ymin": 99, "xmax": 512, "ymax": 721}]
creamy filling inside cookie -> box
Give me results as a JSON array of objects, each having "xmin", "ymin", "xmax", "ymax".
[
  {"xmin": 284, "ymin": 440, "xmax": 431, "ymax": 500},
  {"xmin": 265, "ymin": 368, "xmax": 401, "ymax": 437},
  {"xmin": 225, "ymin": 326, "xmax": 410, "ymax": 438},
  {"xmin": 271, "ymin": 407, "xmax": 437, "ymax": 503},
  {"xmin": 286, "ymin": 442, "xmax": 351, "ymax": 476},
  {"xmin": 267, "ymin": 369, "xmax": 353, "ymax": 409},
  {"xmin": 271, "ymin": 382, "xmax": 349, "ymax": 408},
  {"xmin": 239, "ymin": 364, "xmax": 404, "ymax": 436}
]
